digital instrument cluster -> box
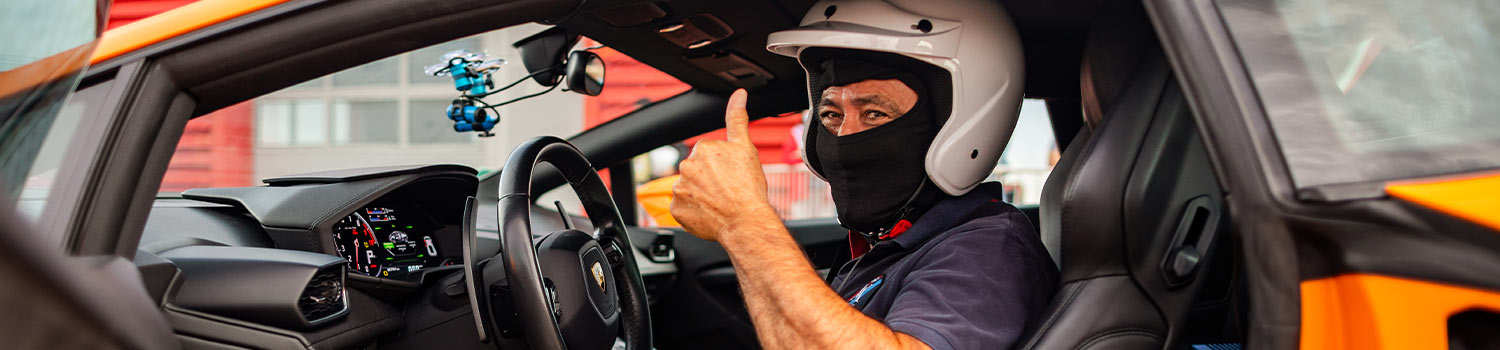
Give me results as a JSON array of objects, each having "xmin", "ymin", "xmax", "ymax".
[{"xmin": 332, "ymin": 206, "xmax": 443, "ymax": 277}]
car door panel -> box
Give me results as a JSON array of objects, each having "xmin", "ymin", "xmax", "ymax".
[{"xmin": 651, "ymin": 218, "xmax": 846, "ymax": 350}]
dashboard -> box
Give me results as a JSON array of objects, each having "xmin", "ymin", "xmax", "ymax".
[
  {"xmin": 136, "ymin": 164, "xmax": 680, "ymax": 350},
  {"xmin": 145, "ymin": 165, "xmax": 479, "ymax": 282},
  {"xmin": 332, "ymin": 205, "xmax": 450, "ymax": 277}
]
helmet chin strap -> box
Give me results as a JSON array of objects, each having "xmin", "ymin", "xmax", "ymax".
[{"xmin": 858, "ymin": 179, "xmax": 946, "ymax": 241}]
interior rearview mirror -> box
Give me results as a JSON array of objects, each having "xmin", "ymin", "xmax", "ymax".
[
  {"xmin": 566, "ymin": 51, "xmax": 605, "ymax": 96},
  {"xmin": 513, "ymin": 27, "xmax": 580, "ymax": 86}
]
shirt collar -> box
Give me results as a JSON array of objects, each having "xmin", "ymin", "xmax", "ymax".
[{"xmin": 888, "ymin": 182, "xmax": 1008, "ymax": 249}]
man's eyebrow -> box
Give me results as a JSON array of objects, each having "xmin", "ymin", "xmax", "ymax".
[
  {"xmin": 817, "ymin": 97, "xmax": 838, "ymax": 110},
  {"xmin": 852, "ymin": 95, "xmax": 903, "ymax": 113}
]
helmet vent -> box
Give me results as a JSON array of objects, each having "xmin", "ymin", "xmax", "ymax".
[
  {"xmin": 914, "ymin": 20, "xmax": 933, "ymax": 33},
  {"xmin": 824, "ymin": 5, "xmax": 837, "ymax": 18},
  {"xmin": 970, "ymin": 149, "xmax": 979, "ymax": 159}
]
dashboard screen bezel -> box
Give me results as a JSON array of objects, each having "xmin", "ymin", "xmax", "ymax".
[
  {"xmin": 313, "ymin": 175, "xmax": 476, "ymax": 280},
  {"xmin": 331, "ymin": 203, "xmax": 445, "ymax": 277}
]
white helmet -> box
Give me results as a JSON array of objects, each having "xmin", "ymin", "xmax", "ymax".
[{"xmin": 767, "ymin": 0, "xmax": 1025, "ymax": 196}]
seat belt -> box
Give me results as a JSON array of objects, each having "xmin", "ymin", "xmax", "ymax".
[{"xmin": 823, "ymin": 232, "xmax": 856, "ymax": 285}]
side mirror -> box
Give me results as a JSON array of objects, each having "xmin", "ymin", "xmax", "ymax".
[
  {"xmin": 565, "ymin": 51, "xmax": 605, "ymax": 96},
  {"xmin": 513, "ymin": 27, "xmax": 580, "ymax": 86}
]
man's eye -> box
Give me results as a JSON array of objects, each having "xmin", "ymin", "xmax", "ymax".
[
  {"xmin": 819, "ymin": 111, "xmax": 842, "ymax": 130},
  {"xmin": 863, "ymin": 111, "xmax": 890, "ymax": 120},
  {"xmin": 819, "ymin": 111, "xmax": 842, "ymax": 121}
]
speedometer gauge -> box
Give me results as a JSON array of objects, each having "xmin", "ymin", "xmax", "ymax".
[
  {"xmin": 331, "ymin": 206, "xmax": 441, "ymax": 277},
  {"xmin": 332, "ymin": 213, "xmax": 380, "ymax": 276}
]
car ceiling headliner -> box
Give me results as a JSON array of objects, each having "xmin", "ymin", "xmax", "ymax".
[
  {"xmin": 113, "ymin": 0, "xmax": 1106, "ymax": 119},
  {"xmin": 81, "ymin": 0, "xmax": 1116, "ymax": 200},
  {"xmin": 562, "ymin": 0, "xmax": 1109, "ymax": 115},
  {"xmin": 544, "ymin": 0, "xmax": 1110, "ymax": 189}
]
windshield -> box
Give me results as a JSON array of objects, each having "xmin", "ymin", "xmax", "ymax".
[
  {"xmin": 1217, "ymin": 0, "xmax": 1500, "ymax": 190},
  {"xmin": 160, "ymin": 24, "xmax": 688, "ymax": 192}
]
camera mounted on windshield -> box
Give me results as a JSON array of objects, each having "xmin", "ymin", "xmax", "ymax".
[{"xmin": 425, "ymin": 27, "xmax": 606, "ymax": 137}]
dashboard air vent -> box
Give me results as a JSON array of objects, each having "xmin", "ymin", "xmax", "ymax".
[{"xmin": 298, "ymin": 267, "xmax": 347, "ymax": 325}]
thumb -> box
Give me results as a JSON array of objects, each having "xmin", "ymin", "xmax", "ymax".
[{"xmin": 725, "ymin": 89, "xmax": 751, "ymax": 145}]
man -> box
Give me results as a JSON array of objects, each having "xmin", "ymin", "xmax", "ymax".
[{"xmin": 670, "ymin": 0, "xmax": 1058, "ymax": 349}]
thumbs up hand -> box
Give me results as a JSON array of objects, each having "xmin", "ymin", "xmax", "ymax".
[{"xmin": 671, "ymin": 89, "xmax": 778, "ymax": 242}]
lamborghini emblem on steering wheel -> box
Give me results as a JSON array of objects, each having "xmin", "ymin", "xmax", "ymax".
[{"xmin": 591, "ymin": 261, "xmax": 606, "ymax": 292}]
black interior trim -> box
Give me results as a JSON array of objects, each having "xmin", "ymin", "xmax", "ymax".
[
  {"xmin": 609, "ymin": 162, "xmax": 638, "ymax": 226},
  {"xmin": 139, "ymin": 200, "xmax": 275, "ymax": 255},
  {"xmin": 263, "ymin": 164, "xmax": 478, "ymax": 186},
  {"xmin": 0, "ymin": 204, "xmax": 178, "ymax": 350},
  {"xmin": 159, "ymin": 246, "xmax": 348, "ymax": 329},
  {"xmin": 72, "ymin": 61, "xmax": 194, "ymax": 258},
  {"xmin": 1290, "ymin": 199, "xmax": 1500, "ymax": 292},
  {"xmin": 41, "ymin": 69, "xmax": 123, "ymax": 252},
  {"xmin": 1142, "ymin": 0, "xmax": 1304, "ymax": 347}
]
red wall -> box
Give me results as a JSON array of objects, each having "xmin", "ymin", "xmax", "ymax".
[
  {"xmin": 583, "ymin": 46, "xmax": 692, "ymax": 129},
  {"xmin": 585, "ymin": 45, "xmax": 803, "ymax": 165},
  {"xmin": 161, "ymin": 102, "xmax": 254, "ymax": 191},
  {"xmin": 111, "ymin": 0, "xmax": 255, "ymax": 191}
]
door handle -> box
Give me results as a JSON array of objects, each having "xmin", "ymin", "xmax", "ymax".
[{"xmin": 1160, "ymin": 196, "xmax": 1221, "ymax": 287}]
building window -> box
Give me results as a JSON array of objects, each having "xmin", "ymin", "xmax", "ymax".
[
  {"xmin": 333, "ymin": 99, "xmax": 399, "ymax": 144},
  {"xmin": 293, "ymin": 100, "xmax": 327, "ymax": 146},
  {"xmin": 408, "ymin": 99, "xmax": 473, "ymax": 144},
  {"xmin": 256, "ymin": 101, "xmax": 291, "ymax": 147},
  {"xmin": 257, "ymin": 99, "xmax": 331, "ymax": 147}
]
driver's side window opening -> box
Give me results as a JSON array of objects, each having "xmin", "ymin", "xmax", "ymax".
[
  {"xmin": 990, "ymin": 99, "xmax": 1058, "ymax": 205},
  {"xmin": 628, "ymin": 99, "xmax": 1056, "ymax": 227},
  {"xmin": 160, "ymin": 24, "xmax": 689, "ymax": 193}
]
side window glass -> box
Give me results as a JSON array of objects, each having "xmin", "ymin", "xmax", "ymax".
[{"xmin": 12, "ymin": 78, "xmax": 113, "ymax": 232}]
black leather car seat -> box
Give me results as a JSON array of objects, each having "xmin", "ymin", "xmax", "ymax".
[{"xmin": 1019, "ymin": 3, "xmax": 1231, "ymax": 349}]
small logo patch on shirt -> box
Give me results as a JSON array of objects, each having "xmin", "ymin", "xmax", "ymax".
[{"xmin": 847, "ymin": 274, "xmax": 885, "ymax": 307}]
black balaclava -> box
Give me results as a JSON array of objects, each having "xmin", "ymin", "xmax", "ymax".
[{"xmin": 810, "ymin": 58, "xmax": 947, "ymax": 237}]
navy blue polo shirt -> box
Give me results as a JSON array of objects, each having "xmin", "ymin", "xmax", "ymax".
[{"xmin": 829, "ymin": 182, "xmax": 1059, "ymax": 350}]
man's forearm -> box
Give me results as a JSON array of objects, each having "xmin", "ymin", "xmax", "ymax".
[
  {"xmin": 720, "ymin": 208, "xmax": 930, "ymax": 350},
  {"xmin": 722, "ymin": 209, "xmax": 813, "ymax": 349},
  {"xmin": 733, "ymin": 255, "xmax": 799, "ymax": 350}
]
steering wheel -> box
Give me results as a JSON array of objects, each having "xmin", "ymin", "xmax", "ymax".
[{"xmin": 465, "ymin": 136, "xmax": 651, "ymax": 350}]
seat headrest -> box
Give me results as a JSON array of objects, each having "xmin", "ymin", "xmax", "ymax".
[
  {"xmin": 1080, "ymin": 3, "xmax": 1158, "ymax": 129},
  {"xmin": 1040, "ymin": 2, "xmax": 1172, "ymax": 281}
]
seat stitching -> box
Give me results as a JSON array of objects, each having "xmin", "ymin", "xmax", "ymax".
[
  {"xmin": 1058, "ymin": 126, "xmax": 1100, "ymax": 273},
  {"xmin": 1021, "ymin": 279, "xmax": 1088, "ymax": 349},
  {"xmin": 1075, "ymin": 328, "xmax": 1163, "ymax": 350}
]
